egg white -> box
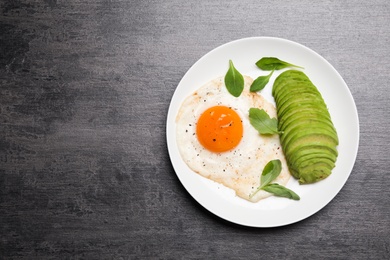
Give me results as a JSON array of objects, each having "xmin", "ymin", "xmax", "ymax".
[{"xmin": 176, "ymin": 76, "xmax": 291, "ymax": 202}]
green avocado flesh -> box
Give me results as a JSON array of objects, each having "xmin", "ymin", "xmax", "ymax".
[
  {"xmin": 273, "ymin": 70, "xmax": 312, "ymax": 94},
  {"xmin": 278, "ymin": 109, "xmax": 333, "ymax": 131},
  {"xmin": 273, "ymin": 70, "xmax": 338, "ymax": 184},
  {"xmin": 279, "ymin": 113, "xmax": 336, "ymax": 134},
  {"xmin": 275, "ymin": 86, "xmax": 320, "ymax": 106},
  {"xmin": 277, "ymin": 98, "xmax": 329, "ymax": 121},
  {"xmin": 281, "ymin": 126, "xmax": 339, "ymax": 150}
]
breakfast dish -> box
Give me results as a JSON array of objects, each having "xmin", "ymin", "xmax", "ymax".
[{"xmin": 166, "ymin": 37, "xmax": 359, "ymax": 227}]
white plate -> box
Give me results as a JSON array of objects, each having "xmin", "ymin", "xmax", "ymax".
[{"xmin": 166, "ymin": 37, "xmax": 359, "ymax": 227}]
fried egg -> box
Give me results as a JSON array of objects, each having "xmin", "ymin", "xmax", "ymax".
[{"xmin": 176, "ymin": 76, "xmax": 291, "ymax": 202}]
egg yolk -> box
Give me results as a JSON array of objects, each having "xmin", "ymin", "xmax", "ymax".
[{"xmin": 196, "ymin": 106, "xmax": 243, "ymax": 152}]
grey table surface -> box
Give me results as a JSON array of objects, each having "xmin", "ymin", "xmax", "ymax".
[{"xmin": 1, "ymin": 0, "xmax": 389, "ymax": 259}]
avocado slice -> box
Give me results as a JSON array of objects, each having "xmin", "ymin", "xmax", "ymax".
[
  {"xmin": 287, "ymin": 144, "xmax": 338, "ymax": 163},
  {"xmin": 277, "ymin": 93, "xmax": 327, "ymax": 116},
  {"xmin": 288, "ymin": 157, "xmax": 335, "ymax": 181},
  {"xmin": 279, "ymin": 115, "xmax": 337, "ymax": 136},
  {"xmin": 278, "ymin": 105, "xmax": 332, "ymax": 130},
  {"xmin": 284, "ymin": 133, "xmax": 338, "ymax": 160},
  {"xmin": 275, "ymin": 87, "xmax": 321, "ymax": 111},
  {"xmin": 296, "ymin": 156, "xmax": 335, "ymax": 170},
  {"xmin": 277, "ymin": 99, "xmax": 329, "ymax": 122},
  {"xmin": 297, "ymin": 163, "xmax": 333, "ymax": 184},
  {"xmin": 278, "ymin": 110, "xmax": 334, "ymax": 133},
  {"xmin": 288, "ymin": 166, "xmax": 300, "ymax": 179},
  {"xmin": 272, "ymin": 69, "xmax": 338, "ymax": 184},
  {"xmin": 274, "ymin": 73, "xmax": 315, "ymax": 88},
  {"xmin": 273, "ymin": 80, "xmax": 315, "ymax": 100},
  {"xmin": 273, "ymin": 70, "xmax": 311, "ymax": 95},
  {"xmin": 281, "ymin": 123, "xmax": 338, "ymax": 147},
  {"xmin": 286, "ymin": 145, "xmax": 338, "ymax": 184},
  {"xmin": 274, "ymin": 76, "xmax": 315, "ymax": 93},
  {"xmin": 289, "ymin": 149, "xmax": 338, "ymax": 169},
  {"xmin": 274, "ymin": 84, "xmax": 319, "ymax": 105},
  {"xmin": 280, "ymin": 126, "xmax": 339, "ymax": 150}
]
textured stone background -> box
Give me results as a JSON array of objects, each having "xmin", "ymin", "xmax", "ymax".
[{"xmin": 1, "ymin": 0, "xmax": 389, "ymax": 259}]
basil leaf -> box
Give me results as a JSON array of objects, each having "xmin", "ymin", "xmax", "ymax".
[
  {"xmin": 224, "ymin": 60, "xmax": 244, "ymax": 97},
  {"xmin": 249, "ymin": 108, "xmax": 279, "ymax": 135},
  {"xmin": 249, "ymin": 159, "xmax": 300, "ymax": 200},
  {"xmin": 262, "ymin": 183, "xmax": 300, "ymax": 200},
  {"xmin": 260, "ymin": 159, "xmax": 282, "ymax": 189},
  {"xmin": 255, "ymin": 57, "xmax": 303, "ymax": 71},
  {"xmin": 249, "ymin": 159, "xmax": 282, "ymax": 199},
  {"xmin": 250, "ymin": 70, "xmax": 274, "ymax": 92}
]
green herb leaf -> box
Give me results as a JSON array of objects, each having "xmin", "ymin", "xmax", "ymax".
[
  {"xmin": 250, "ymin": 70, "xmax": 274, "ymax": 92},
  {"xmin": 224, "ymin": 60, "xmax": 244, "ymax": 97},
  {"xmin": 249, "ymin": 159, "xmax": 282, "ymax": 199},
  {"xmin": 249, "ymin": 160, "xmax": 300, "ymax": 200},
  {"xmin": 260, "ymin": 159, "xmax": 282, "ymax": 188},
  {"xmin": 262, "ymin": 183, "xmax": 300, "ymax": 200},
  {"xmin": 255, "ymin": 57, "xmax": 303, "ymax": 71},
  {"xmin": 249, "ymin": 108, "xmax": 279, "ymax": 135}
]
